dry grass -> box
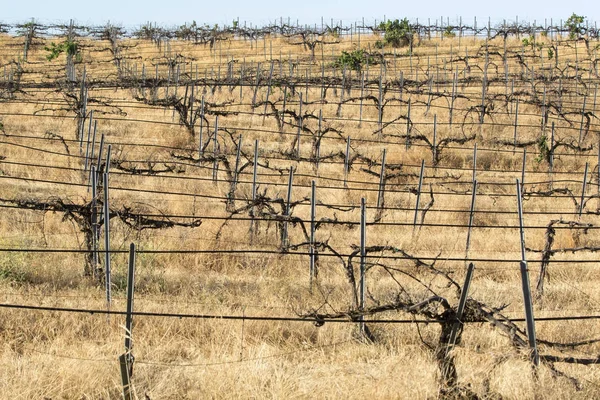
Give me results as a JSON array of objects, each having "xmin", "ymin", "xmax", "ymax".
[{"xmin": 1, "ymin": 25, "xmax": 600, "ymax": 399}]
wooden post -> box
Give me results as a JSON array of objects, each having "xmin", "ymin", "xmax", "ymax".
[
  {"xmin": 413, "ymin": 160, "xmax": 425, "ymax": 228},
  {"xmin": 579, "ymin": 162, "xmax": 589, "ymax": 216},
  {"xmin": 309, "ymin": 180, "xmax": 316, "ymax": 292},
  {"xmin": 516, "ymin": 179, "xmax": 540, "ymax": 367}
]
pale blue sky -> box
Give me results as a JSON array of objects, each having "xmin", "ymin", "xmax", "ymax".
[{"xmin": 2, "ymin": 0, "xmax": 598, "ymax": 28}]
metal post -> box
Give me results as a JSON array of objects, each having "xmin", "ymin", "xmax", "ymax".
[
  {"xmin": 252, "ymin": 140, "xmax": 258, "ymax": 203},
  {"xmin": 359, "ymin": 198, "xmax": 367, "ymax": 332},
  {"xmin": 465, "ymin": 180, "xmax": 477, "ymax": 260},
  {"xmin": 310, "ymin": 180, "xmax": 316, "ymax": 291},
  {"xmin": 579, "ymin": 162, "xmax": 589, "ymax": 216},
  {"xmin": 199, "ymin": 96, "xmax": 205, "ymax": 157},
  {"xmin": 377, "ymin": 149, "xmax": 386, "ymax": 211},
  {"xmin": 124, "ymin": 243, "xmax": 136, "ymax": 353},
  {"xmin": 91, "ymin": 166, "xmax": 98, "ymax": 278},
  {"xmin": 283, "ymin": 167, "xmax": 294, "ymax": 250},
  {"xmin": 212, "ymin": 116, "xmax": 218, "ymax": 182},
  {"xmin": 96, "ymin": 134, "xmax": 105, "ymax": 174},
  {"xmin": 432, "ymin": 115, "xmax": 437, "ymax": 164},
  {"xmin": 521, "ymin": 149, "xmax": 526, "ymax": 196},
  {"xmin": 513, "ymin": 100, "xmax": 519, "ymax": 149},
  {"xmin": 517, "ymin": 178, "xmax": 539, "ymax": 367},
  {"xmin": 89, "ymin": 120, "xmax": 98, "ymax": 173},
  {"xmin": 472, "ymin": 144, "xmax": 477, "ymax": 183},
  {"xmin": 233, "ymin": 134, "xmax": 243, "ymax": 191},
  {"xmin": 103, "ymin": 161, "xmax": 111, "ymax": 307},
  {"xmin": 413, "ymin": 160, "xmax": 425, "ymax": 227},
  {"xmin": 119, "ymin": 242, "xmax": 136, "ymax": 400},
  {"xmin": 406, "ymin": 100, "xmax": 411, "ymax": 150},
  {"xmin": 344, "ymin": 137, "xmax": 351, "ymax": 188},
  {"xmin": 447, "ymin": 262, "xmax": 475, "ymax": 348}
]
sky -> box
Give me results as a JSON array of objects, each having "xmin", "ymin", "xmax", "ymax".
[{"xmin": 1, "ymin": 0, "xmax": 598, "ymax": 28}]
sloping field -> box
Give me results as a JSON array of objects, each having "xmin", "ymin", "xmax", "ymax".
[{"xmin": 1, "ymin": 19, "xmax": 600, "ymax": 398}]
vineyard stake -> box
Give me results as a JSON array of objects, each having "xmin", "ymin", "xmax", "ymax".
[
  {"xmin": 450, "ymin": 71, "xmax": 457, "ymax": 126},
  {"xmin": 359, "ymin": 72, "xmax": 364, "ymax": 127},
  {"xmin": 578, "ymin": 96, "xmax": 587, "ymax": 146},
  {"xmin": 91, "ymin": 165, "xmax": 98, "ymax": 278},
  {"xmin": 283, "ymin": 167, "xmax": 294, "ymax": 250},
  {"xmin": 579, "ymin": 162, "xmax": 589, "ymax": 216},
  {"xmin": 310, "ymin": 180, "xmax": 316, "ymax": 292},
  {"xmin": 296, "ymin": 93, "xmax": 303, "ymax": 157},
  {"xmin": 378, "ymin": 75, "xmax": 383, "ymax": 135},
  {"xmin": 549, "ymin": 122, "xmax": 555, "ymax": 189},
  {"xmin": 252, "ymin": 62, "xmax": 261, "ymax": 108},
  {"xmin": 432, "ymin": 115, "xmax": 437, "ymax": 164},
  {"xmin": 513, "ymin": 100, "xmax": 519, "ymax": 151},
  {"xmin": 83, "ymin": 118, "xmax": 93, "ymax": 173},
  {"xmin": 212, "ymin": 117, "xmax": 219, "ymax": 182},
  {"xmin": 344, "ymin": 137, "xmax": 351, "ymax": 188},
  {"xmin": 516, "ymin": 179, "xmax": 539, "ymax": 367},
  {"xmin": 189, "ymin": 83, "xmax": 195, "ymax": 127},
  {"xmin": 521, "ymin": 149, "xmax": 526, "ymax": 196},
  {"xmin": 240, "ymin": 60, "xmax": 245, "ymax": 101},
  {"xmin": 262, "ymin": 62, "xmax": 274, "ymax": 125},
  {"xmin": 316, "ymin": 110, "xmax": 322, "ymax": 172},
  {"xmin": 405, "ymin": 100, "xmax": 411, "ymax": 150},
  {"xmin": 446, "ymin": 262, "xmax": 475, "ymax": 352},
  {"xmin": 472, "ymin": 144, "xmax": 477, "ymax": 183},
  {"xmin": 119, "ymin": 243, "xmax": 136, "ymax": 400},
  {"xmin": 359, "ymin": 197, "xmax": 367, "ymax": 336},
  {"xmin": 89, "ymin": 119, "xmax": 98, "ymax": 173},
  {"xmin": 199, "ymin": 96, "xmax": 205, "ymax": 156},
  {"xmin": 96, "ymin": 134, "xmax": 105, "ymax": 176},
  {"xmin": 103, "ymin": 149, "xmax": 112, "ymax": 307},
  {"xmin": 413, "ymin": 160, "xmax": 425, "ymax": 228},
  {"xmin": 465, "ymin": 180, "xmax": 477, "ymax": 260},
  {"xmin": 377, "ymin": 149, "xmax": 387, "ymax": 211},
  {"xmin": 233, "ymin": 134, "xmax": 243, "ymax": 192},
  {"xmin": 252, "ymin": 139, "xmax": 258, "ymax": 203}
]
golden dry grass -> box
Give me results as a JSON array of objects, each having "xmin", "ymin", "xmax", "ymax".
[{"xmin": 0, "ymin": 25, "xmax": 600, "ymax": 399}]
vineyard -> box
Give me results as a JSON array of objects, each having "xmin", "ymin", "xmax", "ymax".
[{"xmin": 1, "ymin": 16, "xmax": 600, "ymax": 398}]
